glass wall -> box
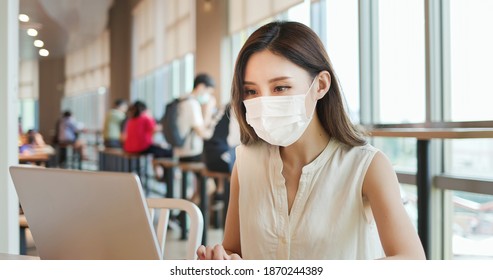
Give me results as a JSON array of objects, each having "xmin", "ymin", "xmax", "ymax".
[
  {"xmin": 61, "ymin": 89, "xmax": 107, "ymax": 131},
  {"xmin": 443, "ymin": 1, "xmax": 493, "ymax": 259},
  {"xmin": 445, "ymin": 139, "xmax": 493, "ymax": 180},
  {"xmin": 324, "ymin": 0, "xmax": 360, "ymax": 123},
  {"xmin": 373, "ymin": 137, "xmax": 417, "ymax": 173},
  {"xmin": 359, "ymin": 1, "xmax": 425, "ymax": 248},
  {"xmin": 131, "ymin": 53, "xmax": 194, "ymax": 120},
  {"xmin": 377, "ymin": 0, "xmax": 426, "ymax": 123},
  {"xmin": 60, "ymin": 89, "xmax": 108, "ymax": 166},
  {"xmin": 449, "ymin": 191, "xmax": 493, "ymax": 259},
  {"xmin": 18, "ymin": 98, "xmax": 38, "ymax": 133},
  {"xmin": 308, "ymin": 0, "xmax": 492, "ymax": 259},
  {"xmin": 447, "ymin": 0, "xmax": 493, "ymax": 122}
]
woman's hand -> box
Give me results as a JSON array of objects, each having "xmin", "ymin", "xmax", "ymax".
[{"xmin": 196, "ymin": 245, "xmax": 242, "ymax": 260}]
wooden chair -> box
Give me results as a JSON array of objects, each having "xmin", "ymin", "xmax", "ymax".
[
  {"xmin": 98, "ymin": 148, "xmax": 125, "ymax": 171},
  {"xmin": 146, "ymin": 198, "xmax": 203, "ymax": 260},
  {"xmin": 98, "ymin": 148, "xmax": 151, "ymax": 194},
  {"xmin": 201, "ymin": 169, "xmax": 231, "ymax": 229},
  {"xmin": 152, "ymin": 157, "xmax": 179, "ymax": 198},
  {"xmin": 56, "ymin": 143, "xmax": 82, "ymax": 169},
  {"xmin": 177, "ymin": 161, "xmax": 207, "ymax": 242}
]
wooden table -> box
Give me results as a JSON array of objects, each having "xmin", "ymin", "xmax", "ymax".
[
  {"xmin": 154, "ymin": 159, "xmax": 233, "ymax": 245},
  {"xmin": 369, "ymin": 127, "xmax": 493, "ymax": 258},
  {"xmin": 18, "ymin": 146, "xmax": 55, "ymax": 167}
]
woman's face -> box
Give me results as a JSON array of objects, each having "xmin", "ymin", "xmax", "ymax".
[{"xmin": 242, "ymin": 50, "xmax": 313, "ymax": 100}]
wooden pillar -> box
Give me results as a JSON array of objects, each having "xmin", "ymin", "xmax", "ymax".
[
  {"xmin": 195, "ymin": 0, "xmax": 229, "ymax": 105},
  {"xmin": 38, "ymin": 57, "xmax": 65, "ymax": 144}
]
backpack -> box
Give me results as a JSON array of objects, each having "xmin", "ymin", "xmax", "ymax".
[{"xmin": 160, "ymin": 98, "xmax": 189, "ymax": 148}]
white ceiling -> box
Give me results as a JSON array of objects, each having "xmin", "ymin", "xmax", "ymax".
[{"xmin": 19, "ymin": 0, "xmax": 114, "ymax": 60}]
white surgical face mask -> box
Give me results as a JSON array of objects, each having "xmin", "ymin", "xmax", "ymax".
[
  {"xmin": 243, "ymin": 77, "xmax": 318, "ymax": 146},
  {"xmin": 196, "ymin": 93, "xmax": 210, "ymax": 105}
]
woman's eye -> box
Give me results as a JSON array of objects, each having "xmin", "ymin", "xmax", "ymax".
[
  {"xmin": 243, "ymin": 89, "xmax": 257, "ymax": 96},
  {"xmin": 274, "ymin": 86, "xmax": 290, "ymax": 92}
]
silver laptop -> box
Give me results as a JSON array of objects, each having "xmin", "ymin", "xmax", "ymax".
[{"xmin": 9, "ymin": 165, "xmax": 162, "ymax": 260}]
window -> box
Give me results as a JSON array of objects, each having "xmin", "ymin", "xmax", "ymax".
[
  {"xmin": 447, "ymin": 0, "xmax": 493, "ymax": 121},
  {"xmin": 60, "ymin": 91, "xmax": 107, "ymax": 167},
  {"xmin": 377, "ymin": 0, "xmax": 426, "ymax": 123},
  {"xmin": 61, "ymin": 91, "xmax": 106, "ymax": 131},
  {"xmin": 18, "ymin": 99, "xmax": 38, "ymax": 133},
  {"xmin": 310, "ymin": 0, "xmax": 326, "ymax": 45},
  {"xmin": 449, "ymin": 191, "xmax": 493, "ymax": 259},
  {"xmin": 325, "ymin": 0, "xmax": 360, "ymax": 123},
  {"xmin": 183, "ymin": 53, "xmax": 195, "ymax": 95},
  {"xmin": 373, "ymin": 137, "xmax": 417, "ymax": 173},
  {"xmin": 131, "ymin": 54, "xmax": 194, "ymax": 119},
  {"xmin": 285, "ymin": 2, "xmax": 309, "ymax": 26},
  {"xmin": 445, "ymin": 139, "xmax": 493, "ymax": 180},
  {"xmin": 371, "ymin": 2, "xmax": 425, "ymax": 221}
]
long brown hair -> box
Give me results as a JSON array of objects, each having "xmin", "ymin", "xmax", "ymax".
[{"xmin": 231, "ymin": 21, "xmax": 366, "ymax": 147}]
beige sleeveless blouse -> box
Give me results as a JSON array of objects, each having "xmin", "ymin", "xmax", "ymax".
[{"xmin": 235, "ymin": 139, "xmax": 385, "ymax": 259}]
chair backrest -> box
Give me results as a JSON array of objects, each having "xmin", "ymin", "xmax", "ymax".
[{"xmin": 146, "ymin": 198, "xmax": 203, "ymax": 260}]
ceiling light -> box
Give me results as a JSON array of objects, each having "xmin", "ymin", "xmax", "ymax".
[
  {"xmin": 27, "ymin": 28, "xmax": 38, "ymax": 36},
  {"xmin": 34, "ymin": 40, "xmax": 44, "ymax": 48},
  {"xmin": 39, "ymin": 49, "xmax": 49, "ymax": 57},
  {"xmin": 18, "ymin": 14, "xmax": 30, "ymax": 22}
]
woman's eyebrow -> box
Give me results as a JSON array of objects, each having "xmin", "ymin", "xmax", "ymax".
[
  {"xmin": 243, "ymin": 80, "xmax": 256, "ymax": 86},
  {"xmin": 243, "ymin": 76, "xmax": 293, "ymax": 85},
  {"xmin": 268, "ymin": 76, "xmax": 292, "ymax": 83}
]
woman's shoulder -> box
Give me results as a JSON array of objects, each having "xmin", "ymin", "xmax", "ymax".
[
  {"xmin": 237, "ymin": 141, "xmax": 269, "ymax": 152},
  {"xmin": 357, "ymin": 142, "xmax": 379, "ymax": 154},
  {"xmin": 331, "ymin": 140, "xmax": 380, "ymax": 163},
  {"xmin": 236, "ymin": 142, "xmax": 271, "ymax": 159},
  {"xmin": 335, "ymin": 139, "xmax": 378, "ymax": 153}
]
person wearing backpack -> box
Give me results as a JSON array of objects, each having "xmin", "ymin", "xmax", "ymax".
[
  {"xmin": 159, "ymin": 74, "xmax": 216, "ymax": 204},
  {"xmin": 169, "ymin": 73, "xmax": 217, "ymax": 162}
]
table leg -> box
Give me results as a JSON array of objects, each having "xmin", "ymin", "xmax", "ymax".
[
  {"xmin": 19, "ymin": 227, "xmax": 27, "ymax": 255},
  {"xmin": 180, "ymin": 171, "xmax": 188, "ymax": 240},
  {"xmin": 223, "ymin": 178, "xmax": 230, "ymax": 228},
  {"xmin": 417, "ymin": 139, "xmax": 431, "ymax": 259},
  {"xmin": 199, "ymin": 173, "xmax": 208, "ymax": 245},
  {"xmin": 164, "ymin": 166, "xmax": 175, "ymax": 198}
]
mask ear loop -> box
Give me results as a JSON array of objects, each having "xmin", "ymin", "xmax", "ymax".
[{"xmin": 304, "ymin": 75, "xmax": 319, "ymax": 119}]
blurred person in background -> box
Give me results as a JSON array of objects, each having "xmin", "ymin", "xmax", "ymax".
[
  {"xmin": 203, "ymin": 103, "xmax": 240, "ymax": 173},
  {"xmin": 122, "ymin": 100, "xmax": 172, "ymax": 158},
  {"xmin": 103, "ymin": 98, "xmax": 128, "ymax": 148},
  {"xmin": 56, "ymin": 110, "xmax": 88, "ymax": 159},
  {"xmin": 173, "ymin": 73, "xmax": 217, "ymax": 163}
]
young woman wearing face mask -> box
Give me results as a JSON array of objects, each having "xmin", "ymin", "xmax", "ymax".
[{"xmin": 197, "ymin": 21, "xmax": 425, "ymax": 260}]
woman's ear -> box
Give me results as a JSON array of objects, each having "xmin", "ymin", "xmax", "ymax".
[{"xmin": 315, "ymin": 70, "xmax": 331, "ymax": 100}]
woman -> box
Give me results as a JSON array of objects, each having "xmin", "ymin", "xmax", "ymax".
[{"xmin": 197, "ymin": 21, "xmax": 425, "ymax": 260}]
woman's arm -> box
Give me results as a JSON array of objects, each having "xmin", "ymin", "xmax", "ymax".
[
  {"xmin": 363, "ymin": 151, "xmax": 426, "ymax": 260},
  {"xmin": 197, "ymin": 162, "xmax": 242, "ymax": 260},
  {"xmin": 222, "ymin": 162, "xmax": 242, "ymax": 256}
]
